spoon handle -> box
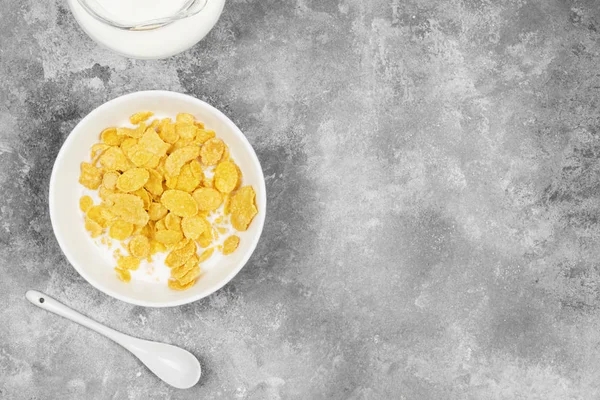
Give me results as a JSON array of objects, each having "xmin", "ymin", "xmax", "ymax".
[{"xmin": 25, "ymin": 290, "xmax": 129, "ymax": 345}]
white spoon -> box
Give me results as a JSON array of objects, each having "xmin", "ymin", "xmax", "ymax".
[{"xmin": 25, "ymin": 290, "xmax": 201, "ymax": 389}]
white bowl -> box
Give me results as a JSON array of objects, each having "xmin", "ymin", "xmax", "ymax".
[{"xmin": 49, "ymin": 91, "xmax": 266, "ymax": 307}]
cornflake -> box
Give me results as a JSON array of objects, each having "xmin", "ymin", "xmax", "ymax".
[
  {"xmin": 129, "ymin": 235, "xmax": 150, "ymax": 258},
  {"xmin": 110, "ymin": 193, "xmax": 149, "ymax": 226},
  {"xmin": 222, "ymin": 235, "xmax": 240, "ymax": 255},
  {"xmin": 116, "ymin": 168, "xmax": 149, "ymax": 192},
  {"xmin": 78, "ymin": 111, "xmax": 259, "ymax": 290},
  {"xmin": 165, "ymin": 146, "xmax": 200, "ymax": 176},
  {"xmin": 228, "ymin": 186, "xmax": 257, "ymax": 231},
  {"xmin": 200, "ymin": 138, "xmax": 225, "ymax": 165},
  {"xmin": 79, "ymin": 162, "xmax": 102, "ymax": 189},
  {"xmin": 115, "ymin": 268, "xmax": 131, "ymax": 282},
  {"xmin": 181, "ymin": 215, "xmax": 210, "ymax": 240},
  {"xmin": 168, "ymin": 278, "xmax": 196, "ymax": 291},
  {"xmin": 193, "ymin": 188, "xmax": 222, "ymax": 211},
  {"xmin": 198, "ymin": 247, "xmax": 214, "ymax": 263},
  {"xmin": 148, "ymin": 202, "xmax": 168, "ymax": 221},
  {"xmin": 102, "ymin": 171, "xmax": 120, "ymax": 190},
  {"xmin": 79, "ymin": 195, "xmax": 93, "ymax": 213},
  {"xmin": 214, "ymin": 161, "xmax": 238, "ymax": 194},
  {"xmin": 130, "ymin": 111, "xmax": 154, "ymax": 125},
  {"xmin": 109, "ymin": 219, "xmax": 134, "ymax": 241},
  {"xmin": 155, "ymin": 229, "xmax": 183, "ymax": 245},
  {"xmin": 165, "ymin": 239, "xmax": 196, "ymax": 268},
  {"xmin": 177, "ymin": 264, "xmax": 201, "ymax": 286},
  {"xmin": 101, "ymin": 128, "xmax": 125, "ymax": 146},
  {"xmin": 144, "ymin": 168, "xmax": 163, "ymax": 197},
  {"xmin": 165, "ymin": 213, "xmax": 182, "ymax": 232},
  {"xmin": 99, "ymin": 147, "xmax": 131, "ymax": 172},
  {"xmin": 171, "ymin": 255, "xmax": 199, "ymax": 279},
  {"xmin": 175, "ymin": 162, "xmax": 202, "ymax": 192},
  {"xmin": 161, "ymin": 190, "xmax": 198, "ymax": 217},
  {"xmin": 117, "ymin": 255, "xmax": 140, "ymax": 271}
]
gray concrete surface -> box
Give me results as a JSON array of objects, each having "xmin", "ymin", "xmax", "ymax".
[{"xmin": 2, "ymin": 0, "xmax": 600, "ymax": 398}]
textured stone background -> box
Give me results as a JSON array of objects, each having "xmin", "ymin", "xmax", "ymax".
[{"xmin": 3, "ymin": 0, "xmax": 600, "ymax": 398}]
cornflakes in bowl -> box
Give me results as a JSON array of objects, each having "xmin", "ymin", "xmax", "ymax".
[{"xmin": 49, "ymin": 91, "xmax": 266, "ymax": 307}]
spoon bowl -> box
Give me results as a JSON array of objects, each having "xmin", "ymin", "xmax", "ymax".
[
  {"xmin": 127, "ymin": 339, "xmax": 201, "ymax": 389},
  {"xmin": 25, "ymin": 290, "xmax": 201, "ymax": 389}
]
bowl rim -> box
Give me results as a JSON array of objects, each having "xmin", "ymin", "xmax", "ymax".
[
  {"xmin": 49, "ymin": 90, "xmax": 267, "ymax": 307},
  {"xmin": 75, "ymin": 0, "xmax": 209, "ymax": 31}
]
